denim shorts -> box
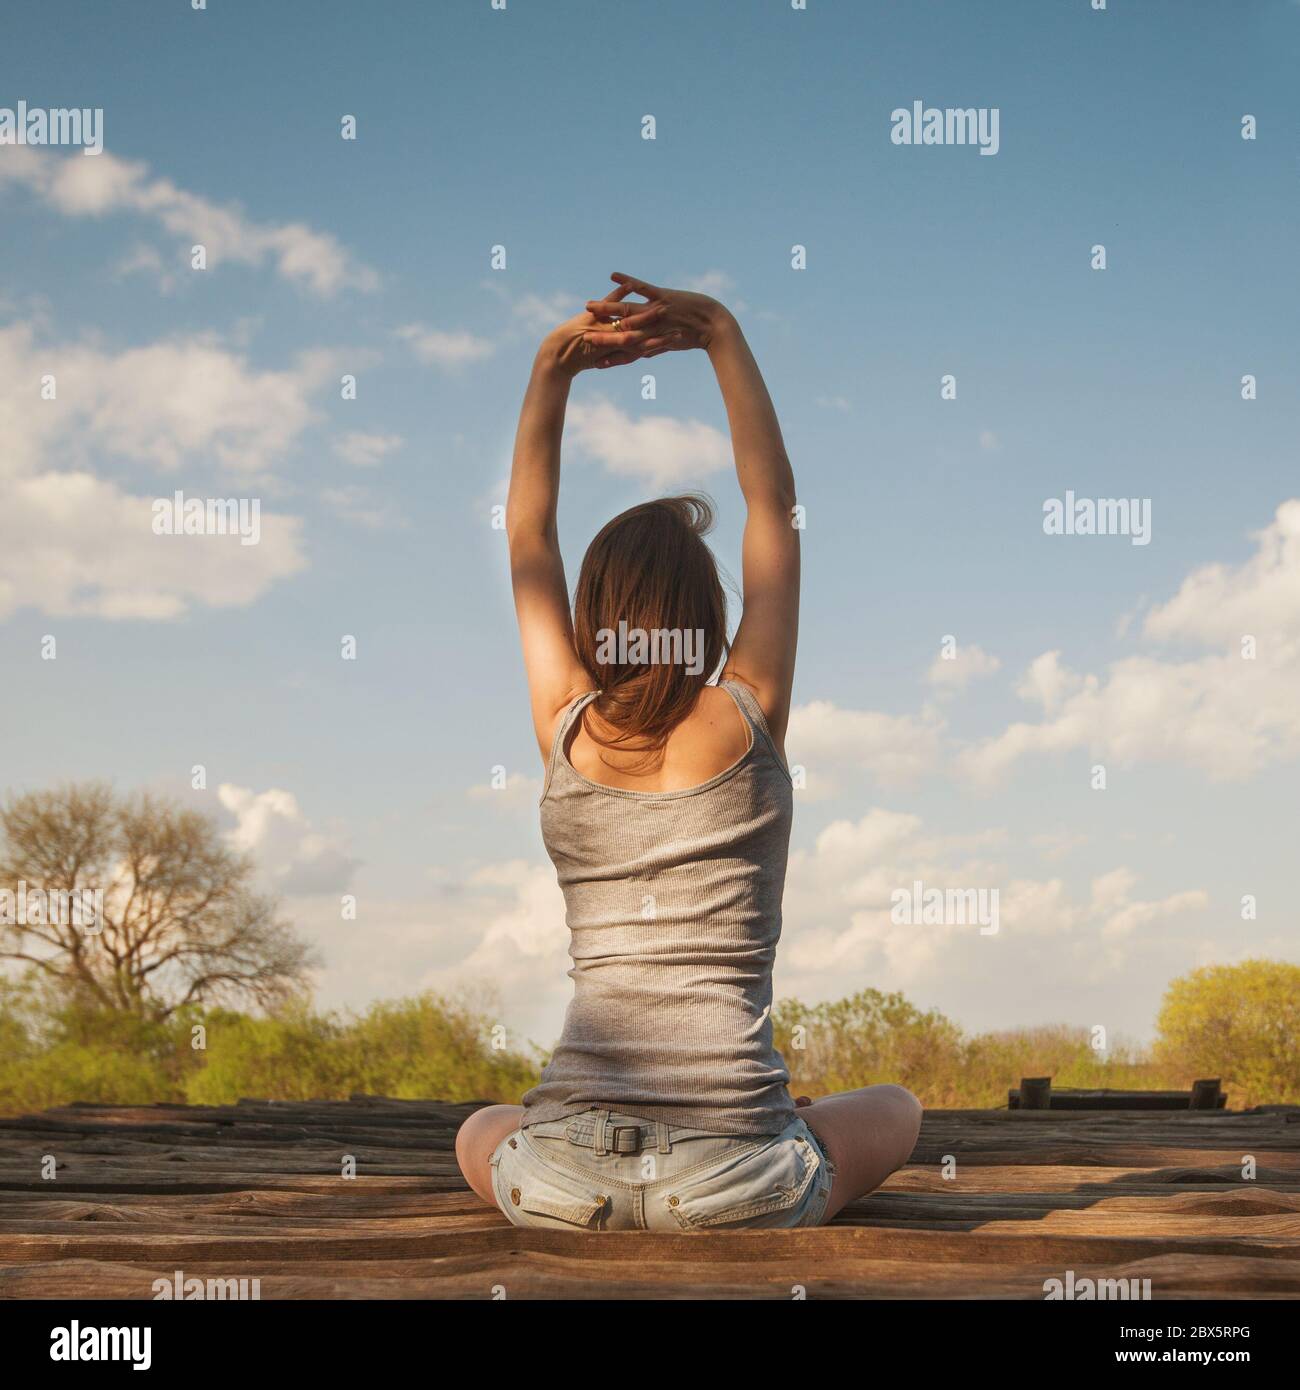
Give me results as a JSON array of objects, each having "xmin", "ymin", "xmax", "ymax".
[{"xmin": 489, "ymin": 1107, "xmax": 833, "ymax": 1232}]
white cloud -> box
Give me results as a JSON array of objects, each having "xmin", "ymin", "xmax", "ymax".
[
  {"xmin": 1143, "ymin": 499, "xmax": 1300, "ymax": 646},
  {"xmin": 0, "ymin": 321, "xmax": 339, "ymax": 481},
  {"xmin": 512, "ymin": 292, "xmax": 572, "ymax": 333},
  {"xmin": 680, "ymin": 270, "xmax": 735, "ymax": 297},
  {"xmin": 679, "ymin": 270, "xmax": 748, "ymax": 312},
  {"xmin": 416, "ymin": 860, "xmax": 572, "ymax": 1040},
  {"xmin": 218, "ymin": 784, "xmax": 358, "ymax": 896},
  {"xmin": 565, "ymin": 398, "xmax": 731, "ymax": 488},
  {"xmin": 321, "ymin": 484, "xmax": 408, "ymax": 531},
  {"xmin": 300, "ymin": 820, "xmax": 1213, "ymax": 1044},
  {"xmin": 395, "ymin": 322, "xmax": 495, "ymax": 367},
  {"xmin": 467, "ymin": 773, "xmax": 543, "ymax": 809},
  {"xmin": 961, "ymin": 502, "xmax": 1300, "ymax": 784},
  {"xmin": 0, "ymin": 471, "xmax": 305, "ymax": 620},
  {"xmin": 0, "ymin": 146, "xmax": 377, "ymax": 296},
  {"xmin": 333, "ymin": 431, "xmax": 403, "ymax": 469},
  {"xmin": 1100, "ymin": 890, "xmax": 1208, "ymax": 942},
  {"xmin": 452, "ymin": 861, "xmax": 569, "ymax": 962},
  {"xmin": 1030, "ymin": 830, "xmax": 1088, "ymax": 862},
  {"xmin": 479, "ymin": 282, "xmax": 573, "ymax": 336},
  {"xmin": 926, "ymin": 642, "xmax": 1001, "ymax": 692},
  {"xmin": 786, "ymin": 700, "xmax": 944, "ymax": 793},
  {"xmin": 1014, "ymin": 650, "xmax": 1081, "ymax": 715},
  {"xmin": 113, "ymin": 242, "xmax": 180, "ymax": 294},
  {"xmin": 777, "ymin": 809, "xmax": 1207, "ymax": 991},
  {"xmin": 0, "ymin": 318, "xmax": 335, "ymax": 617}
]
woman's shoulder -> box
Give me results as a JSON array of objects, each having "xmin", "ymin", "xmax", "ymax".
[
  {"xmin": 717, "ymin": 676, "xmax": 776, "ymax": 736},
  {"xmin": 690, "ymin": 683, "xmax": 757, "ymax": 752}
]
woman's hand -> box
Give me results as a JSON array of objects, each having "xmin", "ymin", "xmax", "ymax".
[
  {"xmin": 584, "ymin": 272, "xmax": 735, "ymax": 358},
  {"xmin": 537, "ymin": 303, "xmax": 666, "ymax": 377}
]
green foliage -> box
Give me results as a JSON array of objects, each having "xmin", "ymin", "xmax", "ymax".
[
  {"xmin": 773, "ymin": 989, "xmax": 965, "ymax": 1099},
  {"xmin": 183, "ymin": 994, "xmax": 540, "ymax": 1106},
  {"xmin": 0, "ymin": 981, "xmax": 541, "ymax": 1114},
  {"xmin": 0, "ymin": 979, "xmax": 198, "ymax": 1112},
  {"xmin": 956, "ymin": 1026, "xmax": 1155, "ymax": 1108},
  {"xmin": 1153, "ymin": 959, "xmax": 1300, "ymax": 1107},
  {"xmin": 334, "ymin": 995, "xmax": 541, "ymax": 1103},
  {"xmin": 1, "ymin": 961, "xmax": 1295, "ymax": 1114},
  {"xmin": 182, "ymin": 1005, "xmax": 353, "ymax": 1105},
  {"xmin": 772, "ymin": 991, "xmax": 1154, "ymax": 1107}
]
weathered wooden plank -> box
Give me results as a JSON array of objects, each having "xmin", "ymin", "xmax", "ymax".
[
  {"xmin": 0, "ymin": 1099, "xmax": 1295, "ymax": 1300},
  {"xmin": 1, "ymin": 1217, "xmax": 1297, "ymax": 1267},
  {"xmin": 5, "ymin": 1184, "xmax": 1296, "ymax": 1234},
  {"xmin": 0, "ymin": 1190, "xmax": 477, "ymax": 1220},
  {"xmin": 910, "ymin": 1146, "xmax": 1300, "ymax": 1168},
  {"xmin": 0, "ymin": 1173, "xmax": 458, "ymax": 1196},
  {"xmin": 4, "ymin": 1203, "xmax": 1295, "ymax": 1242},
  {"xmin": 889, "ymin": 1165, "xmax": 1300, "ymax": 1193},
  {"xmin": 839, "ymin": 1188, "xmax": 1300, "ymax": 1223},
  {"xmin": 3, "ymin": 1251, "xmax": 1298, "ymax": 1300},
  {"xmin": 977, "ymin": 1211, "xmax": 1300, "ymax": 1237}
]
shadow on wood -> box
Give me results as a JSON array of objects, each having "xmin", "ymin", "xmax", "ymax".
[{"xmin": 0, "ymin": 1097, "xmax": 1295, "ymax": 1299}]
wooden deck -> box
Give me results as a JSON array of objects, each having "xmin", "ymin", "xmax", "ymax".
[{"xmin": 1, "ymin": 1098, "xmax": 1297, "ymax": 1299}]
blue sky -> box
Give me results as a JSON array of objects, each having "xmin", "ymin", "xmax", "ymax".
[{"xmin": 1, "ymin": 0, "xmax": 1298, "ymax": 1050}]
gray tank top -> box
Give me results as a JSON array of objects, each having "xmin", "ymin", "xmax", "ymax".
[{"xmin": 521, "ymin": 680, "xmax": 796, "ymax": 1136}]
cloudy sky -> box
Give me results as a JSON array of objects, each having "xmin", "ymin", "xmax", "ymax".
[{"xmin": 2, "ymin": 1, "xmax": 1297, "ymax": 1053}]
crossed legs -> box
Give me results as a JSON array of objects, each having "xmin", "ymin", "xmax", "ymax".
[
  {"xmin": 455, "ymin": 1103, "xmax": 523, "ymax": 1206},
  {"xmin": 454, "ymin": 1085, "xmax": 921, "ymax": 1223},
  {"xmin": 797, "ymin": 1083, "xmax": 923, "ymax": 1221}
]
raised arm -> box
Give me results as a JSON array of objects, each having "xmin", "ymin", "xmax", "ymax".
[
  {"xmin": 704, "ymin": 312, "xmax": 799, "ymax": 747},
  {"xmin": 506, "ymin": 305, "xmax": 664, "ymax": 758},
  {"xmin": 585, "ymin": 275, "xmax": 800, "ymax": 747}
]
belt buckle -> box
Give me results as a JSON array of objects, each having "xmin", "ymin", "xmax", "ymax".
[{"xmin": 610, "ymin": 1125, "xmax": 640, "ymax": 1153}]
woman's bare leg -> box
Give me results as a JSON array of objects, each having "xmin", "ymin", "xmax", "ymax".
[
  {"xmin": 454, "ymin": 1103, "xmax": 524, "ymax": 1207},
  {"xmin": 798, "ymin": 1084, "xmax": 923, "ymax": 1222},
  {"xmin": 455, "ymin": 1091, "xmax": 920, "ymax": 1219}
]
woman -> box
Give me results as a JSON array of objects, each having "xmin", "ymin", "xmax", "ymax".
[{"xmin": 456, "ymin": 273, "xmax": 922, "ymax": 1230}]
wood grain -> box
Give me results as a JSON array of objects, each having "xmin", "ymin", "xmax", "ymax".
[{"xmin": 1, "ymin": 1098, "xmax": 1296, "ymax": 1299}]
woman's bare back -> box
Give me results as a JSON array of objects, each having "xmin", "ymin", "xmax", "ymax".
[{"xmin": 564, "ymin": 683, "xmax": 758, "ymax": 793}]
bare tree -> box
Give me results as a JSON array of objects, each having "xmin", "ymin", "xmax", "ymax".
[{"xmin": 0, "ymin": 783, "xmax": 317, "ymax": 1018}]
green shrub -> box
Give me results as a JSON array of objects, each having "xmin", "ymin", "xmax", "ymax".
[
  {"xmin": 1154, "ymin": 959, "xmax": 1300, "ymax": 1108},
  {"xmin": 336, "ymin": 994, "xmax": 541, "ymax": 1102},
  {"xmin": 0, "ymin": 984, "xmax": 198, "ymax": 1112},
  {"xmin": 183, "ymin": 1005, "xmax": 352, "ymax": 1105},
  {"xmin": 0, "ymin": 981, "xmax": 541, "ymax": 1113},
  {"xmin": 3, "ymin": 962, "xmax": 1296, "ymax": 1114},
  {"xmin": 774, "ymin": 989, "xmax": 966, "ymax": 1100},
  {"xmin": 956, "ymin": 1026, "xmax": 1159, "ymax": 1108},
  {"xmin": 775, "ymin": 992, "xmax": 1186, "ymax": 1108},
  {"xmin": 183, "ymin": 993, "xmax": 540, "ymax": 1106}
]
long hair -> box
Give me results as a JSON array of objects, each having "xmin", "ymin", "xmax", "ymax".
[{"xmin": 573, "ymin": 495, "xmax": 728, "ymax": 769}]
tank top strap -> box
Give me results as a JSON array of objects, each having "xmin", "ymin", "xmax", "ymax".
[
  {"xmin": 542, "ymin": 689, "xmax": 601, "ymax": 798},
  {"xmin": 720, "ymin": 680, "xmax": 791, "ymax": 779}
]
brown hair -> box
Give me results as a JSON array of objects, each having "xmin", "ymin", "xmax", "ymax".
[{"xmin": 573, "ymin": 495, "xmax": 728, "ymax": 768}]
